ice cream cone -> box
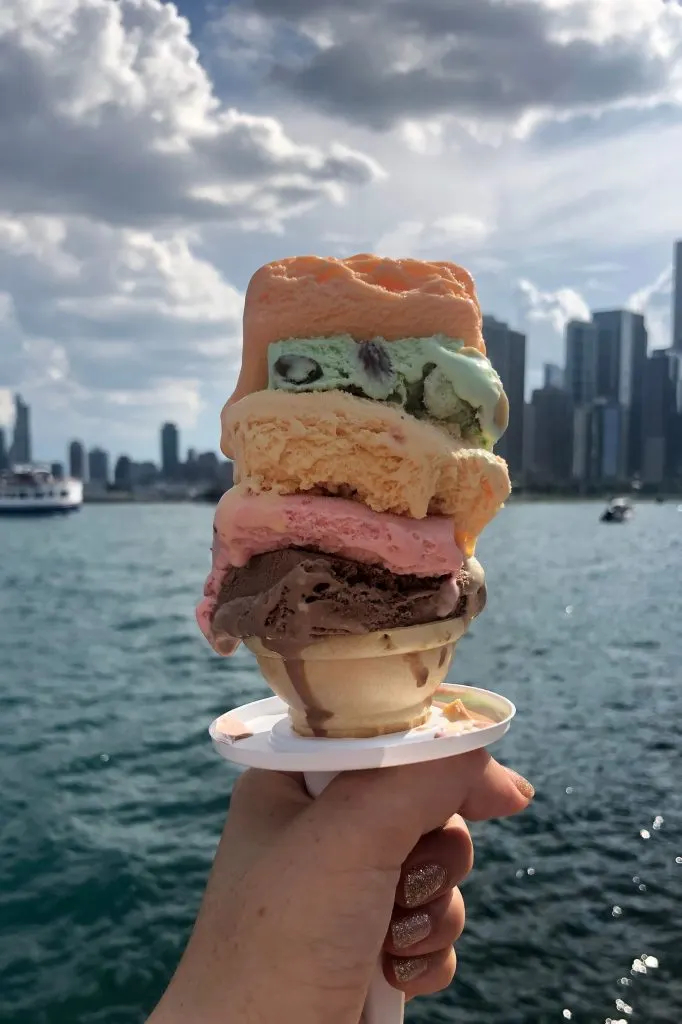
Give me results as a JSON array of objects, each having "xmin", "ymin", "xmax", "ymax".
[{"xmin": 244, "ymin": 616, "xmax": 469, "ymax": 738}]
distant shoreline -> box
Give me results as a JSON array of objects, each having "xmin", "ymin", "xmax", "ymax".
[
  {"xmin": 82, "ymin": 491, "xmax": 682, "ymax": 506},
  {"xmin": 507, "ymin": 491, "xmax": 681, "ymax": 502}
]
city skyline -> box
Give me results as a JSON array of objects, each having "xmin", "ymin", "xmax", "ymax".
[{"xmin": 0, "ymin": 404, "xmax": 231, "ymax": 485}]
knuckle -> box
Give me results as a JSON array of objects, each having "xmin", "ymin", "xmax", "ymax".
[
  {"xmin": 440, "ymin": 819, "xmax": 474, "ymax": 877},
  {"xmin": 443, "ymin": 889, "xmax": 466, "ymax": 942}
]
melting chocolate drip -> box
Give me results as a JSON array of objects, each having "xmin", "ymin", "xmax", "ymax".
[
  {"xmin": 263, "ymin": 637, "xmax": 333, "ymax": 737},
  {"xmin": 405, "ymin": 652, "xmax": 429, "ymax": 688}
]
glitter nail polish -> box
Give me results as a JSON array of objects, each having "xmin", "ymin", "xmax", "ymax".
[
  {"xmin": 403, "ymin": 863, "xmax": 447, "ymax": 907},
  {"xmin": 505, "ymin": 769, "xmax": 535, "ymax": 800},
  {"xmin": 391, "ymin": 910, "xmax": 431, "ymax": 949},
  {"xmin": 393, "ymin": 955, "xmax": 430, "ymax": 984}
]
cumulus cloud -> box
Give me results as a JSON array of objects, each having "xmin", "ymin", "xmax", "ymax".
[
  {"xmin": 628, "ymin": 265, "xmax": 673, "ymax": 349},
  {"xmin": 0, "ymin": 389, "xmax": 13, "ymax": 428},
  {"xmin": 216, "ymin": 0, "xmax": 682, "ymax": 133},
  {"xmin": 1, "ymin": 247, "xmax": 207, "ymax": 447},
  {"xmin": 509, "ymin": 278, "xmax": 592, "ymax": 390},
  {"xmin": 0, "ymin": 0, "xmax": 381, "ymax": 230},
  {"xmin": 517, "ymin": 278, "xmax": 591, "ymax": 334},
  {"xmin": 0, "ymin": 212, "xmax": 245, "ymax": 454},
  {"xmin": 375, "ymin": 214, "xmax": 492, "ymax": 258},
  {"xmin": 628, "ymin": 265, "xmax": 673, "ymax": 314},
  {"xmin": 0, "ymin": 289, "xmax": 74, "ymax": 419},
  {"xmin": 0, "ymin": 215, "xmax": 244, "ymax": 405},
  {"xmin": 399, "ymin": 120, "xmax": 445, "ymax": 155},
  {"xmin": 0, "ymin": 0, "xmax": 384, "ymax": 457}
]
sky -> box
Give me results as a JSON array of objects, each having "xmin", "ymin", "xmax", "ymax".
[{"xmin": 1, "ymin": 0, "xmax": 681, "ymax": 464}]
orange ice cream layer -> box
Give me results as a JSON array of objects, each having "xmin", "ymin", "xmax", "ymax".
[{"xmin": 228, "ymin": 254, "xmax": 485, "ymax": 405}]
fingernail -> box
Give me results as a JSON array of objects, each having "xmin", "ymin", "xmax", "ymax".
[
  {"xmin": 393, "ymin": 955, "xmax": 430, "ymax": 983},
  {"xmin": 506, "ymin": 768, "xmax": 535, "ymax": 800},
  {"xmin": 391, "ymin": 910, "xmax": 431, "ymax": 949},
  {"xmin": 403, "ymin": 863, "xmax": 447, "ymax": 907}
]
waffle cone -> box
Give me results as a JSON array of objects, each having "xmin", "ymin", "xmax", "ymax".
[{"xmin": 244, "ymin": 616, "xmax": 469, "ymax": 738}]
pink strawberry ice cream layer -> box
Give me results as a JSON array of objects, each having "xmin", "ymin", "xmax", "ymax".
[
  {"xmin": 215, "ymin": 486, "xmax": 463, "ymax": 575},
  {"xmin": 195, "ymin": 486, "xmax": 464, "ymax": 653},
  {"xmin": 196, "ymin": 526, "xmax": 240, "ymax": 654}
]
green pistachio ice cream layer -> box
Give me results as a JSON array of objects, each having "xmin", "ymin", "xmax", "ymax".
[{"xmin": 267, "ymin": 334, "xmax": 508, "ymax": 447}]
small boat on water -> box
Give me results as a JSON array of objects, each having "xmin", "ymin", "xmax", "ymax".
[
  {"xmin": 600, "ymin": 496, "xmax": 633, "ymax": 524},
  {"xmin": 0, "ymin": 465, "xmax": 83, "ymax": 515}
]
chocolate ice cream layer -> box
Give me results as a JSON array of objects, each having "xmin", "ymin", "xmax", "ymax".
[{"xmin": 211, "ymin": 548, "xmax": 485, "ymax": 646}]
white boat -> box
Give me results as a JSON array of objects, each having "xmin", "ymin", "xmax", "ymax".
[
  {"xmin": 0, "ymin": 465, "xmax": 83, "ymax": 515},
  {"xmin": 600, "ymin": 496, "xmax": 633, "ymax": 524}
]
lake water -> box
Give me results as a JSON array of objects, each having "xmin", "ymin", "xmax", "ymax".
[{"xmin": 1, "ymin": 502, "xmax": 681, "ymax": 1024}]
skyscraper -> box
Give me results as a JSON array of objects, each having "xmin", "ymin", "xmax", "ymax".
[
  {"xmin": 564, "ymin": 321, "xmax": 598, "ymax": 405},
  {"xmin": 641, "ymin": 349, "xmax": 682, "ymax": 483},
  {"xmin": 88, "ymin": 447, "xmax": 109, "ymax": 485},
  {"xmin": 572, "ymin": 406, "xmax": 592, "ymax": 484},
  {"xmin": 589, "ymin": 399, "xmax": 623, "ymax": 482},
  {"xmin": 217, "ymin": 459, "xmax": 234, "ymax": 491},
  {"xmin": 161, "ymin": 422, "xmax": 180, "ymax": 479},
  {"xmin": 592, "ymin": 310, "xmax": 647, "ymax": 477},
  {"xmin": 197, "ymin": 451, "xmax": 219, "ymax": 480},
  {"xmin": 522, "ymin": 402, "xmax": 535, "ymax": 480},
  {"xmin": 0, "ymin": 427, "xmax": 8, "ymax": 471},
  {"xmin": 69, "ymin": 440, "xmax": 86, "ymax": 480},
  {"xmin": 543, "ymin": 363, "xmax": 564, "ymax": 390},
  {"xmin": 482, "ymin": 315, "xmax": 526, "ymax": 478},
  {"xmin": 527, "ymin": 386, "xmax": 574, "ymax": 483},
  {"xmin": 572, "ymin": 399, "xmax": 631, "ymax": 486},
  {"xmin": 673, "ymin": 240, "xmax": 682, "ymax": 351},
  {"xmin": 114, "ymin": 455, "xmax": 132, "ymax": 490},
  {"xmin": 10, "ymin": 393, "xmax": 31, "ymax": 464}
]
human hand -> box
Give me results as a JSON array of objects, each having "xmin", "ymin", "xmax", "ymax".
[{"xmin": 150, "ymin": 752, "xmax": 533, "ymax": 1024}]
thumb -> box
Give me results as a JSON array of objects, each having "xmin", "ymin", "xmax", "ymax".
[{"xmin": 307, "ymin": 750, "xmax": 533, "ymax": 872}]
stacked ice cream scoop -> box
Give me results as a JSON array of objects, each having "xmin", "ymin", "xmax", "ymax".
[{"xmin": 197, "ymin": 255, "xmax": 510, "ymax": 738}]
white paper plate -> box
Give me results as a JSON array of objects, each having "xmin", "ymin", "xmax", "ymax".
[{"xmin": 209, "ymin": 684, "xmax": 515, "ymax": 773}]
